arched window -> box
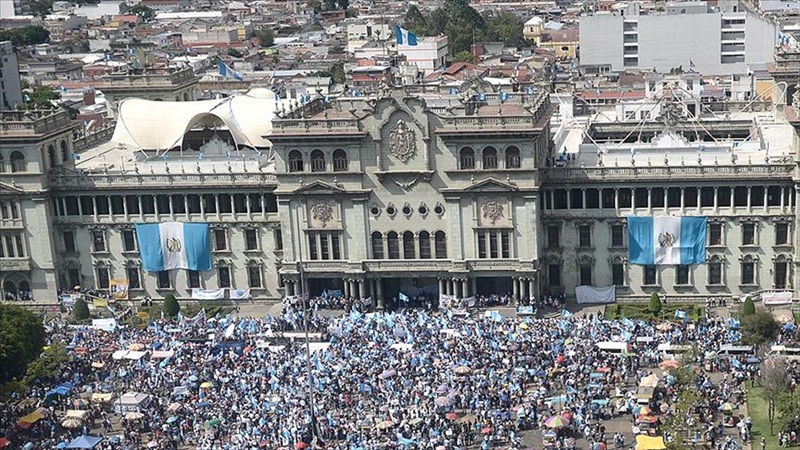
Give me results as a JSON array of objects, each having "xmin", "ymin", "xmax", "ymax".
[
  {"xmin": 505, "ymin": 146, "xmax": 521, "ymax": 168},
  {"xmin": 371, "ymin": 231, "xmax": 384, "ymax": 259},
  {"xmin": 60, "ymin": 140, "xmax": 68, "ymax": 162},
  {"xmin": 48, "ymin": 145, "xmax": 56, "ymax": 168},
  {"xmin": 2, "ymin": 281, "xmax": 17, "ymax": 300},
  {"xmin": 482, "ymin": 147, "xmax": 497, "ymax": 169},
  {"xmin": 18, "ymin": 281, "xmax": 31, "ymax": 300},
  {"xmin": 10, "ymin": 151, "xmax": 25, "ymax": 173},
  {"xmin": 434, "ymin": 231, "xmax": 447, "ymax": 259},
  {"xmin": 0, "ymin": 154, "xmax": 4, "ymax": 172},
  {"xmin": 403, "ymin": 231, "xmax": 415, "ymax": 259},
  {"xmin": 419, "ymin": 231, "xmax": 431, "ymax": 259},
  {"xmin": 741, "ymin": 255, "xmax": 756, "ymax": 285},
  {"xmin": 387, "ymin": 232, "xmax": 400, "ymax": 259},
  {"xmin": 288, "ymin": 150, "xmax": 304, "ymax": 172},
  {"xmin": 310, "ymin": 150, "xmax": 325, "ymax": 172},
  {"xmin": 333, "ymin": 149, "xmax": 348, "ymax": 172},
  {"xmin": 460, "ymin": 147, "xmax": 475, "ymax": 169}
]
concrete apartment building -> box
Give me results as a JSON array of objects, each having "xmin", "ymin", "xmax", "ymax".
[
  {"xmin": 579, "ymin": 0, "xmax": 778, "ymax": 75},
  {"xmin": 0, "ymin": 41, "xmax": 23, "ymax": 111}
]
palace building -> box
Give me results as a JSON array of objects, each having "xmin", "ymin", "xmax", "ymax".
[{"xmin": 2, "ymin": 77, "xmax": 800, "ymax": 306}]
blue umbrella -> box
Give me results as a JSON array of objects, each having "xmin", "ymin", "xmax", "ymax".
[
  {"xmin": 166, "ymin": 416, "xmax": 179, "ymax": 424},
  {"xmin": 57, "ymin": 443, "xmax": 68, "ymax": 449},
  {"xmin": 589, "ymin": 373, "xmax": 603, "ymax": 379},
  {"xmin": 197, "ymin": 401, "xmax": 210, "ymax": 408},
  {"xmin": 188, "ymin": 375, "xmax": 198, "ymax": 382}
]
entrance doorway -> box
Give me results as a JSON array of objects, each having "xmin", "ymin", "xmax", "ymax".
[{"xmin": 475, "ymin": 276, "xmax": 513, "ymax": 296}]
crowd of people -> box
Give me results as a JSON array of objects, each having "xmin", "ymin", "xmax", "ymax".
[{"xmin": 0, "ymin": 298, "xmax": 774, "ymax": 450}]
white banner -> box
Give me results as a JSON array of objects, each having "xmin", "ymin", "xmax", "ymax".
[
  {"xmin": 229, "ymin": 289, "xmax": 251, "ymax": 300},
  {"xmin": 575, "ymin": 285, "xmax": 616, "ymax": 304},
  {"xmin": 91, "ymin": 318, "xmax": 118, "ymax": 332},
  {"xmin": 762, "ymin": 291, "xmax": 793, "ymax": 305},
  {"xmin": 191, "ymin": 289, "xmax": 225, "ymax": 300}
]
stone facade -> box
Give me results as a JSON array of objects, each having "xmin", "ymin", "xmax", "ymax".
[{"xmin": 2, "ymin": 85, "xmax": 800, "ymax": 306}]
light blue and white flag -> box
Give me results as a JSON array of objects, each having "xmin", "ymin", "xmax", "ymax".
[
  {"xmin": 217, "ymin": 60, "xmax": 243, "ymax": 81},
  {"xmin": 398, "ymin": 292, "xmax": 409, "ymax": 303},
  {"xmin": 395, "ymin": 25, "xmax": 418, "ymax": 46},
  {"xmin": 135, "ymin": 222, "xmax": 212, "ymax": 272},
  {"xmin": 674, "ymin": 310, "xmax": 687, "ymax": 319},
  {"xmin": 628, "ymin": 216, "xmax": 707, "ymax": 265}
]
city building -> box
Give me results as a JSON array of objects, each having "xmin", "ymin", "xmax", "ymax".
[
  {"xmin": 397, "ymin": 36, "xmax": 449, "ymax": 75},
  {"xmin": 2, "ymin": 78, "xmax": 799, "ymax": 305},
  {"xmin": 0, "ymin": 41, "xmax": 24, "ymax": 111},
  {"xmin": 346, "ymin": 22, "xmax": 391, "ymax": 54},
  {"xmin": 100, "ymin": 66, "xmax": 199, "ymax": 118},
  {"xmin": 579, "ymin": 0, "xmax": 778, "ymax": 75}
]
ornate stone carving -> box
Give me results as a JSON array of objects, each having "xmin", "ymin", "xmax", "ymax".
[
  {"xmin": 310, "ymin": 201, "xmax": 335, "ymax": 227},
  {"xmin": 481, "ymin": 198, "xmax": 505, "ymax": 225},
  {"xmin": 388, "ymin": 119, "xmax": 417, "ymax": 162}
]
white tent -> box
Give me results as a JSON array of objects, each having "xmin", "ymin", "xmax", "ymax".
[
  {"xmin": 111, "ymin": 89, "xmax": 280, "ymax": 152},
  {"xmin": 114, "ymin": 392, "xmax": 151, "ymax": 413}
]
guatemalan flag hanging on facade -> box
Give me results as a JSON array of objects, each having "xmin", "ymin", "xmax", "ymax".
[
  {"xmin": 628, "ymin": 216, "xmax": 707, "ymax": 265},
  {"xmin": 135, "ymin": 223, "xmax": 212, "ymax": 272},
  {"xmin": 395, "ymin": 25, "xmax": 418, "ymax": 46}
]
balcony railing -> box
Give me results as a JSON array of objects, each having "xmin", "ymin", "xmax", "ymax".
[
  {"xmin": 50, "ymin": 170, "xmax": 278, "ymax": 189},
  {"xmin": 0, "ymin": 109, "xmax": 74, "ymax": 138},
  {"xmin": 0, "ymin": 257, "xmax": 32, "ymax": 272},
  {"xmin": 542, "ymin": 163, "xmax": 794, "ymax": 182}
]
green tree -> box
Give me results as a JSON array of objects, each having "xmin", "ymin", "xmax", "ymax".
[
  {"xmin": 0, "ymin": 26, "xmax": 50, "ymax": 46},
  {"xmin": 0, "ymin": 304, "xmax": 46, "ymax": 383},
  {"xmin": 405, "ymin": 5, "xmax": 427, "ymax": 29},
  {"xmin": 741, "ymin": 309, "xmax": 780, "ymax": 345},
  {"xmin": 742, "ymin": 296, "xmax": 755, "ymax": 316},
  {"xmin": 648, "ymin": 292, "xmax": 662, "ymax": 316},
  {"xmin": 73, "ymin": 297, "xmax": 90, "ymax": 321},
  {"xmin": 481, "ymin": 10, "xmax": 526, "ymax": 48},
  {"xmin": 24, "ymin": 85, "xmax": 61, "ymax": 109},
  {"xmin": 23, "ymin": 342, "xmax": 68, "ymax": 387},
  {"xmin": 255, "ymin": 28, "xmax": 275, "ymax": 48},
  {"xmin": 163, "ymin": 293, "xmax": 180, "ymax": 318},
  {"xmin": 452, "ymin": 50, "xmax": 476, "ymax": 64},
  {"xmin": 762, "ymin": 359, "xmax": 791, "ymax": 434},
  {"xmin": 123, "ymin": 3, "xmax": 155, "ymax": 22},
  {"xmin": 29, "ymin": 0, "xmax": 54, "ymax": 18}
]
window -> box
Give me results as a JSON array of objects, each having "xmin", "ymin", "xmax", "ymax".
[
  {"xmin": 157, "ymin": 271, "xmax": 171, "ymax": 289},
  {"xmin": 387, "ymin": 232, "xmax": 400, "ymax": 259},
  {"xmin": 48, "ymin": 145, "xmax": 56, "ymax": 168},
  {"xmin": 310, "ymin": 150, "xmax": 325, "ymax": 172},
  {"xmin": 63, "ymin": 231, "xmax": 76, "ymax": 253},
  {"xmin": 97, "ymin": 267, "xmax": 110, "ymax": 289},
  {"xmin": 288, "ymin": 150, "xmax": 304, "ymax": 172},
  {"xmin": 579, "ymin": 263, "xmax": 592, "ymax": 286},
  {"xmin": 333, "ymin": 149, "xmax": 348, "ymax": 171},
  {"xmin": 476, "ymin": 230, "xmax": 511, "ymax": 259},
  {"xmin": 274, "ymin": 229, "xmax": 283, "ymax": 251},
  {"xmin": 435, "ymin": 231, "xmax": 447, "ymax": 259},
  {"xmin": 708, "ymin": 259, "xmax": 722, "ymax": 285},
  {"xmin": 214, "ymin": 229, "xmax": 228, "ymax": 251},
  {"xmin": 643, "ymin": 265, "xmax": 657, "ymax": 285},
  {"xmin": 718, "ymin": 187, "xmax": 731, "ymax": 207},
  {"xmin": 218, "ymin": 266, "xmax": 231, "ymax": 288},
  {"xmin": 14, "ymin": 235, "xmax": 23, "ymax": 257},
  {"xmin": 611, "ymin": 225, "xmax": 625, "ymax": 247},
  {"xmin": 774, "ymin": 258, "xmax": 788, "ymax": 289},
  {"xmin": 187, "ymin": 270, "xmax": 200, "ymax": 289},
  {"xmin": 547, "ymin": 225, "xmax": 560, "ymax": 248},
  {"xmin": 60, "ymin": 140, "xmax": 69, "ymax": 161},
  {"xmin": 126, "ymin": 267, "xmax": 140, "ymax": 289},
  {"xmin": 482, "ymin": 147, "xmax": 498, "ymax": 169},
  {"xmin": 308, "ymin": 233, "xmax": 319, "ymax": 259},
  {"xmin": 742, "ymin": 223, "xmax": 755, "ymax": 246},
  {"xmin": 117, "ymin": 229, "xmax": 136, "ymax": 253},
  {"xmin": 776, "ymin": 223, "xmax": 790, "ymax": 245},
  {"xmin": 419, "ymin": 231, "xmax": 431, "ymax": 259},
  {"xmin": 709, "ymin": 223, "xmax": 722, "ymax": 246},
  {"xmin": 308, "ymin": 232, "xmax": 342, "ymax": 260},
  {"xmin": 403, "ymin": 231, "xmax": 415, "ymax": 259},
  {"xmin": 371, "ymin": 232, "xmax": 384, "ymax": 259},
  {"xmin": 578, "ymin": 225, "xmax": 591, "ymax": 247},
  {"xmin": 741, "ymin": 257, "xmax": 755, "ymax": 285},
  {"xmin": 676, "ymin": 265, "xmax": 689, "ymax": 285},
  {"xmin": 248, "ymin": 265, "xmax": 262, "ymax": 288},
  {"xmin": 320, "ymin": 233, "xmax": 330, "ymax": 260},
  {"xmin": 9, "ymin": 151, "xmax": 25, "ymax": 173},
  {"xmin": 92, "ymin": 230, "xmax": 106, "ymax": 252},
  {"xmin": 459, "ymin": 147, "xmax": 475, "ymax": 169},
  {"xmin": 244, "ymin": 229, "xmax": 259, "ymax": 251},
  {"xmin": 331, "ymin": 234, "xmax": 341, "ymax": 260},
  {"xmin": 505, "ymin": 146, "xmax": 521, "ymax": 168},
  {"xmin": 548, "ymin": 263, "xmax": 561, "ymax": 287},
  {"xmin": 612, "ymin": 261, "xmax": 625, "ymax": 285},
  {"xmin": 478, "ymin": 232, "xmax": 487, "ymax": 258}
]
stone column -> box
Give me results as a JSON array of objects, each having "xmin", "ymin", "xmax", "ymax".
[
  {"xmin": 512, "ymin": 277, "xmax": 520, "ymax": 300},
  {"xmin": 696, "ymin": 188, "xmax": 702, "ymax": 212},
  {"xmin": 614, "ymin": 188, "xmax": 619, "ymax": 213},
  {"xmin": 376, "ymin": 279, "xmax": 384, "ymax": 309},
  {"xmin": 581, "ymin": 189, "xmax": 586, "ymax": 210},
  {"xmin": 680, "ymin": 188, "xmax": 685, "ymax": 212},
  {"xmin": 470, "ymin": 278, "xmax": 477, "ymax": 297},
  {"xmin": 292, "ymin": 281, "xmax": 299, "ymax": 296},
  {"xmin": 184, "ymin": 195, "xmax": 190, "ymax": 217},
  {"xmin": 439, "ymin": 278, "xmax": 446, "ymax": 295},
  {"xmin": 664, "ymin": 188, "xmax": 669, "ymax": 212},
  {"xmin": 647, "ymin": 188, "xmax": 652, "ymax": 213},
  {"xmin": 566, "ymin": 189, "xmax": 572, "ymax": 209},
  {"xmin": 520, "ymin": 279, "xmax": 527, "ymax": 302},
  {"xmin": 528, "ymin": 279, "xmax": 535, "ymax": 302},
  {"xmin": 358, "ymin": 280, "xmax": 365, "ymax": 299},
  {"xmin": 747, "ymin": 187, "xmax": 752, "ymax": 211},
  {"xmin": 781, "ymin": 187, "xmax": 786, "ymax": 214},
  {"xmin": 343, "ymin": 280, "xmax": 350, "ymax": 298},
  {"xmin": 461, "ymin": 279, "xmax": 469, "ymax": 298},
  {"xmin": 91, "ymin": 196, "xmax": 98, "ymax": 220},
  {"xmin": 763, "ymin": 187, "xmax": 768, "ymax": 212},
  {"xmin": 713, "ymin": 187, "xmax": 719, "ymax": 213}
]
